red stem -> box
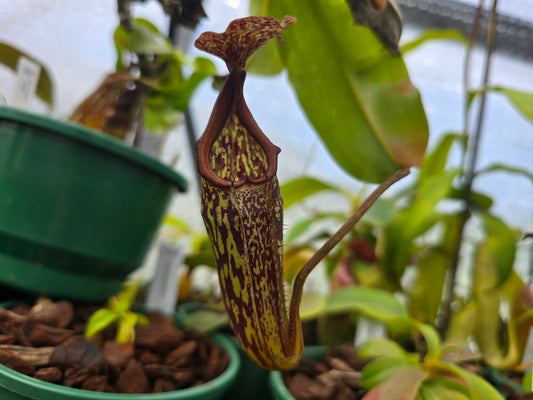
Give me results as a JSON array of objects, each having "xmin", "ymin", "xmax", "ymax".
[{"xmin": 286, "ymin": 167, "xmax": 411, "ymax": 350}]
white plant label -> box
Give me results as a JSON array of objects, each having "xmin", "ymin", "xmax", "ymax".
[
  {"xmin": 145, "ymin": 242, "xmax": 186, "ymax": 315},
  {"xmin": 354, "ymin": 315, "xmax": 386, "ymax": 348},
  {"xmin": 12, "ymin": 56, "xmax": 41, "ymax": 109}
]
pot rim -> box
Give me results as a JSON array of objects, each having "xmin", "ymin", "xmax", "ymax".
[
  {"xmin": 268, "ymin": 346, "xmax": 327, "ymax": 400},
  {"xmin": 0, "ymin": 106, "xmax": 187, "ymax": 192}
]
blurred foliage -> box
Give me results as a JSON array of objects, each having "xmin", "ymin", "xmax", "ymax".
[
  {"xmin": 108, "ymin": 1, "xmax": 533, "ymax": 395},
  {"xmin": 250, "ymin": 1, "xmax": 533, "ymax": 396},
  {"xmin": 85, "ymin": 281, "xmax": 148, "ymax": 344},
  {"xmin": 359, "ymin": 324, "xmax": 504, "ymax": 400},
  {"xmin": 0, "ymin": 42, "xmax": 54, "ymax": 107},
  {"xmin": 114, "ymin": 18, "xmax": 216, "ymax": 134},
  {"xmin": 71, "ymin": 17, "xmax": 215, "ymax": 141},
  {"xmin": 250, "ymin": 0, "xmax": 428, "ymax": 183}
]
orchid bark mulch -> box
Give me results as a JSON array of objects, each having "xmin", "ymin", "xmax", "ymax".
[
  {"xmin": 282, "ymin": 344, "xmax": 369, "ymax": 400},
  {"xmin": 0, "ymin": 298, "xmax": 229, "ymax": 394}
]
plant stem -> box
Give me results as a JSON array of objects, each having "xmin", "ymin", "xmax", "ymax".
[
  {"xmin": 437, "ymin": 0, "xmax": 498, "ymax": 336},
  {"xmin": 464, "ymin": 1, "xmax": 498, "ymax": 187},
  {"xmin": 287, "ymin": 167, "xmax": 410, "ymax": 342},
  {"xmin": 117, "ymin": 0, "xmax": 133, "ymax": 30},
  {"xmin": 460, "ymin": 0, "xmax": 484, "ymax": 165},
  {"xmin": 168, "ymin": 14, "xmax": 202, "ymax": 190}
]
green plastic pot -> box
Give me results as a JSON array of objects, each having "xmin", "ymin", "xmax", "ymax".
[
  {"xmin": 269, "ymin": 346, "xmax": 326, "ymax": 400},
  {"xmin": 0, "ymin": 333, "xmax": 239, "ymax": 400},
  {"xmin": 0, "ymin": 106, "xmax": 187, "ymax": 302},
  {"xmin": 221, "ymin": 336, "xmax": 271, "ymax": 400},
  {"xmin": 174, "ymin": 303, "xmax": 271, "ymax": 400}
]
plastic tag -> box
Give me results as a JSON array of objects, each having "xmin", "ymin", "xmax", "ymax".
[
  {"xmin": 354, "ymin": 315, "xmax": 386, "ymax": 348},
  {"xmin": 145, "ymin": 242, "xmax": 186, "ymax": 315},
  {"xmin": 11, "ymin": 56, "xmax": 41, "ymax": 109}
]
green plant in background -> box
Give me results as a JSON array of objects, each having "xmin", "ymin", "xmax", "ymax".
[
  {"xmin": 358, "ymin": 320, "xmax": 505, "ymax": 400},
  {"xmin": 0, "ymin": 42, "xmax": 54, "ymax": 107},
  {"xmin": 248, "ymin": 0, "xmax": 533, "ymax": 397},
  {"xmin": 250, "ymin": 0, "xmax": 428, "ymax": 184},
  {"xmin": 70, "ymin": 10, "xmax": 215, "ymax": 144},
  {"xmin": 277, "ymin": 127, "xmax": 532, "ymax": 398},
  {"xmin": 159, "ymin": 214, "xmax": 232, "ymax": 333},
  {"xmin": 85, "ymin": 281, "xmax": 148, "ymax": 344}
]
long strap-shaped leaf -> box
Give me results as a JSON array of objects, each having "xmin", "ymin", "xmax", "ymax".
[{"xmin": 195, "ymin": 16, "xmax": 409, "ymax": 370}]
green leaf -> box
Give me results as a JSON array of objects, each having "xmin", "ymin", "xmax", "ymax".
[
  {"xmin": 359, "ymin": 337, "xmax": 410, "ymax": 359},
  {"xmin": 409, "ymin": 249, "xmax": 449, "ymax": 324},
  {"xmin": 281, "ymin": 177, "xmax": 342, "ymax": 209},
  {"xmin": 468, "ymin": 86, "xmax": 533, "ymax": 124},
  {"xmin": 183, "ymin": 310, "xmax": 229, "ymax": 333},
  {"xmin": 446, "ymin": 302, "xmax": 477, "ymax": 343},
  {"xmin": 386, "ymin": 317, "xmax": 441, "ymax": 359},
  {"xmin": 401, "ymin": 29, "xmax": 466, "ymax": 54},
  {"xmin": 154, "ymin": 52, "xmax": 185, "ymax": 88},
  {"xmin": 299, "ymin": 291, "xmax": 327, "ymax": 320},
  {"xmin": 0, "ymin": 42, "xmax": 54, "ymax": 106},
  {"xmin": 284, "ymin": 212, "xmax": 346, "ymax": 244},
  {"xmin": 155, "ymin": 57, "xmax": 216, "ymax": 108},
  {"xmin": 193, "ymin": 56, "xmax": 218, "ymax": 76},
  {"xmin": 266, "ymin": 0, "xmax": 428, "ymax": 183},
  {"xmin": 113, "ymin": 281, "xmax": 139, "ymax": 312},
  {"xmin": 137, "ymin": 313, "xmax": 149, "ymax": 326},
  {"xmin": 143, "ymin": 56, "xmax": 215, "ymax": 132},
  {"xmin": 159, "ymin": 58, "xmax": 215, "ymax": 96},
  {"xmin": 246, "ymin": 39, "xmax": 284, "ymax": 75},
  {"xmin": 284, "ymin": 217, "xmax": 315, "ymax": 244},
  {"xmin": 361, "ymin": 366, "xmax": 427, "ymax": 399},
  {"xmin": 325, "ymin": 286, "xmax": 408, "ymax": 320},
  {"xmin": 476, "ymin": 162, "xmax": 533, "ymax": 186},
  {"xmin": 163, "ymin": 214, "xmax": 192, "ymax": 230},
  {"xmin": 115, "ymin": 312, "xmax": 138, "ymax": 343},
  {"xmin": 247, "ymin": 0, "xmax": 284, "ymax": 75},
  {"xmin": 491, "ymin": 86, "xmax": 533, "ymax": 122},
  {"xmin": 429, "ymin": 360, "xmax": 505, "ymax": 400},
  {"xmin": 114, "ymin": 18, "xmax": 175, "ymax": 55},
  {"xmin": 409, "ymin": 214, "xmax": 462, "ymax": 324},
  {"xmin": 184, "ymin": 250, "xmax": 216, "ymax": 269},
  {"xmin": 360, "ymin": 357, "xmax": 416, "ymax": 389},
  {"xmin": 471, "ymin": 220, "xmax": 521, "ymax": 369},
  {"xmin": 283, "ymin": 245, "xmax": 315, "ymax": 284},
  {"xmin": 84, "ymin": 309, "xmax": 118, "ymax": 338},
  {"xmin": 447, "ymin": 188, "xmax": 494, "ymax": 211},
  {"xmin": 382, "ymin": 170, "xmax": 457, "ymax": 278},
  {"xmin": 360, "ymin": 198, "xmax": 396, "ymax": 227},
  {"xmin": 523, "ymin": 370, "xmax": 532, "ymax": 393},
  {"xmin": 418, "ymin": 377, "xmax": 471, "ymax": 400},
  {"xmin": 481, "ymin": 213, "xmax": 517, "ymax": 287},
  {"xmin": 498, "ymin": 87, "xmax": 533, "ymax": 123},
  {"xmin": 144, "ymin": 97, "xmax": 180, "ymax": 133},
  {"xmin": 418, "ymin": 133, "xmax": 462, "ymax": 186},
  {"xmin": 416, "ymin": 321, "xmax": 442, "ymax": 359}
]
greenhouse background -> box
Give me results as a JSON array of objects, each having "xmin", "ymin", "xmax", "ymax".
[{"xmin": 1, "ymin": 0, "xmax": 533, "ymax": 286}]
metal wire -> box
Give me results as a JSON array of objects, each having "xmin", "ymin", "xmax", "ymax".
[{"xmin": 396, "ymin": 0, "xmax": 533, "ymax": 59}]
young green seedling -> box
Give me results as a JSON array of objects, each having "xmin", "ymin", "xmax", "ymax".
[{"xmin": 85, "ymin": 281, "xmax": 148, "ymax": 344}]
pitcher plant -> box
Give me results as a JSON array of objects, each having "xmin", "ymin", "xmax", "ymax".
[{"xmin": 194, "ymin": 15, "xmax": 409, "ymax": 370}]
